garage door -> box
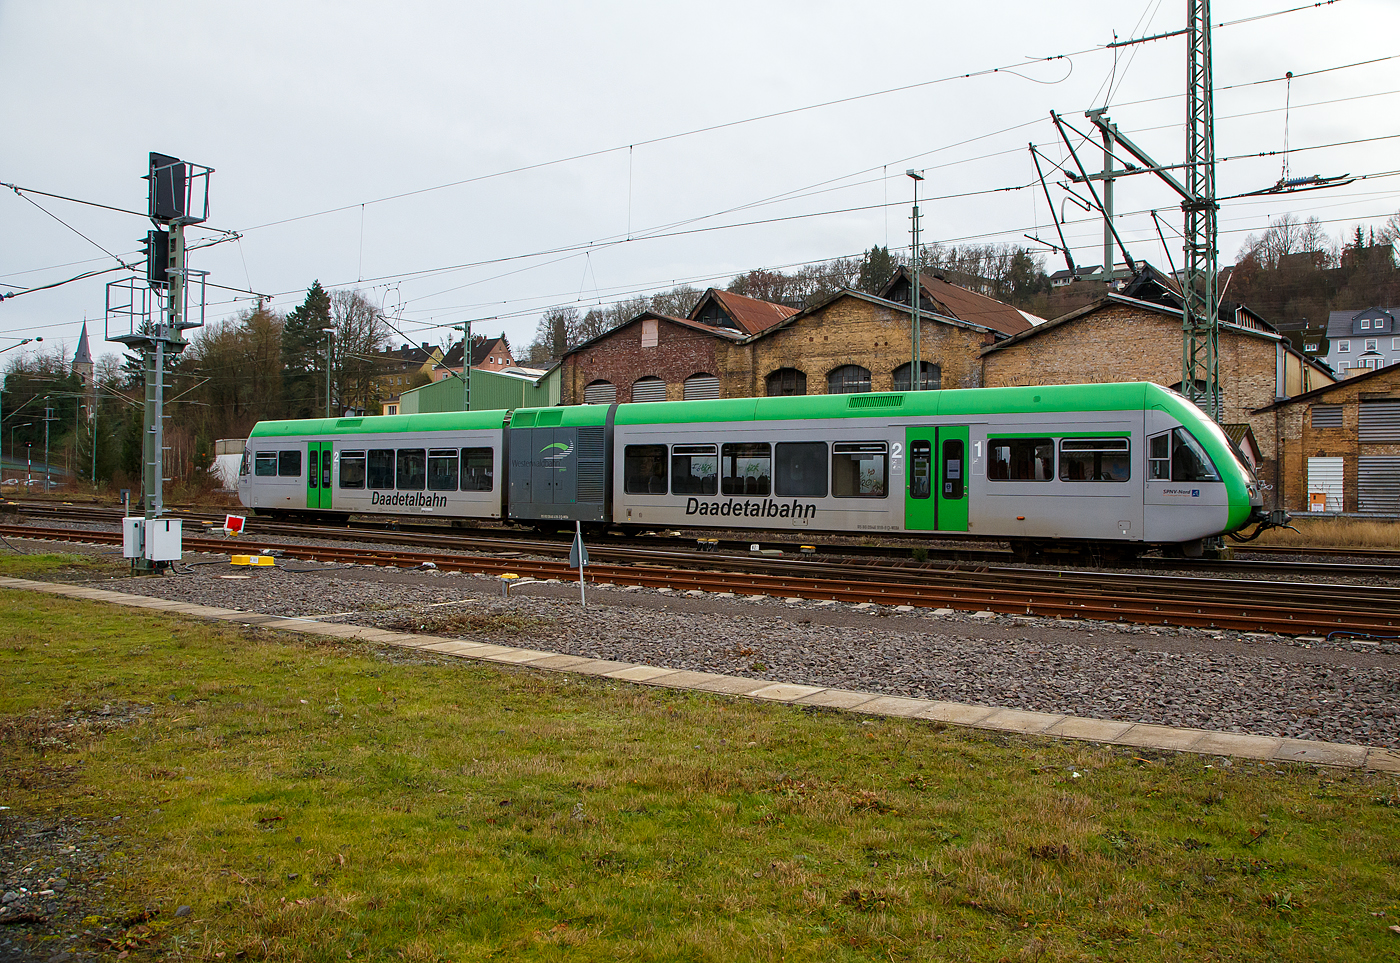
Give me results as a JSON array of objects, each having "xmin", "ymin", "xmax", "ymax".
[
  {"xmin": 1358, "ymin": 456, "xmax": 1400, "ymax": 513},
  {"xmin": 1306, "ymin": 456, "xmax": 1343, "ymax": 511}
]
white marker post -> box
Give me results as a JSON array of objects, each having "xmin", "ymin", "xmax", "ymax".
[{"xmin": 569, "ymin": 520, "xmax": 589, "ymax": 607}]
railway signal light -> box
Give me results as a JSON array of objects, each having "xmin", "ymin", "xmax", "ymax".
[
  {"xmin": 147, "ymin": 152, "xmax": 186, "ymax": 223},
  {"xmin": 142, "ymin": 229, "xmax": 169, "ymax": 289}
]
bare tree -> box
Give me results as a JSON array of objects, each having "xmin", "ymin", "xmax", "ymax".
[
  {"xmin": 1237, "ymin": 214, "xmax": 1336, "ymax": 270},
  {"xmin": 331, "ymin": 289, "xmax": 390, "ymax": 413}
]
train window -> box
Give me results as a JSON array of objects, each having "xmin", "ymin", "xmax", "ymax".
[
  {"xmin": 832, "ymin": 442, "xmax": 888, "ymax": 498},
  {"xmin": 1169, "ymin": 428, "xmax": 1220, "ymax": 482},
  {"xmin": 308, "ymin": 450, "xmax": 318, "ymax": 489},
  {"xmin": 367, "ymin": 449, "xmax": 394, "ymax": 489},
  {"xmin": 1149, "ymin": 434, "xmax": 1170, "ymax": 479},
  {"xmin": 672, "ymin": 444, "xmax": 718, "ymax": 495},
  {"xmin": 909, "ymin": 441, "xmax": 931, "ymax": 499},
  {"xmin": 987, "ymin": 438, "xmax": 1052, "ymax": 481},
  {"xmin": 396, "ymin": 448, "xmax": 426, "ymax": 491},
  {"xmin": 943, "ymin": 439, "xmax": 965, "ymax": 498},
  {"xmin": 340, "ymin": 451, "xmax": 367, "ymax": 489},
  {"xmin": 1059, "ymin": 438, "xmax": 1131, "ymax": 482},
  {"xmin": 238, "ymin": 450, "xmax": 250, "ymax": 476},
  {"xmin": 428, "ymin": 448, "xmax": 459, "ymax": 491},
  {"xmin": 278, "ymin": 450, "xmax": 301, "ymax": 477},
  {"xmin": 461, "ymin": 448, "xmax": 493, "ymax": 492},
  {"xmin": 721, "ymin": 443, "xmax": 771, "ymax": 496},
  {"xmin": 775, "ymin": 442, "xmax": 827, "ymax": 497},
  {"xmin": 624, "ymin": 445, "xmax": 668, "ymax": 494},
  {"xmin": 254, "ymin": 452, "xmax": 277, "ymax": 477}
]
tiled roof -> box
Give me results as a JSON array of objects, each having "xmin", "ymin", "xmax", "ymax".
[
  {"xmin": 438, "ymin": 335, "xmax": 512, "ymax": 369},
  {"xmin": 880, "ymin": 268, "xmax": 1032, "ymax": 337},
  {"xmin": 689, "ymin": 289, "xmax": 798, "ymax": 335}
]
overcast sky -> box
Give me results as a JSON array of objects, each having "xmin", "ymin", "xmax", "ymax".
[{"xmin": 2, "ymin": 0, "xmax": 1396, "ymax": 370}]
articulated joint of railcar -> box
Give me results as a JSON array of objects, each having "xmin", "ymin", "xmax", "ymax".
[{"xmin": 1227, "ymin": 508, "xmax": 1296, "ymax": 543}]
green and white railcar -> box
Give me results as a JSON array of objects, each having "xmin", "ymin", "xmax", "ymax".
[
  {"xmin": 238, "ymin": 383, "xmax": 1265, "ymax": 555},
  {"xmin": 238, "ymin": 410, "xmax": 507, "ymax": 521},
  {"xmin": 606, "ymin": 382, "xmax": 1261, "ymax": 554}
]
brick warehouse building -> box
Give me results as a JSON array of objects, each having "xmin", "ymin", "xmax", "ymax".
[
  {"xmin": 1254, "ymin": 364, "xmax": 1400, "ymax": 513},
  {"xmin": 716, "ymin": 283, "xmax": 1029, "ymax": 398},
  {"xmin": 980, "ymin": 292, "xmax": 1333, "ymax": 499},
  {"xmin": 559, "ymin": 290, "xmax": 797, "ymax": 405},
  {"xmin": 560, "ymin": 312, "xmax": 742, "ymax": 406}
]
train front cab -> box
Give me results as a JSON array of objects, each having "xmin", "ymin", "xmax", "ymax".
[{"xmin": 902, "ymin": 424, "xmax": 969, "ymax": 534}]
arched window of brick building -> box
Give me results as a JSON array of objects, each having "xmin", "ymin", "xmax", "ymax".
[
  {"xmin": 683, "ymin": 373, "xmax": 720, "ymax": 400},
  {"xmin": 583, "ymin": 380, "xmax": 617, "ymax": 404},
  {"xmin": 827, "ymin": 365, "xmax": 871, "ymax": 394},
  {"xmin": 892, "ymin": 362, "xmax": 941, "ymax": 391},
  {"xmin": 765, "ymin": 368, "xmax": 806, "ymax": 396},
  {"xmin": 632, "ymin": 377, "xmax": 667, "ymax": 403}
]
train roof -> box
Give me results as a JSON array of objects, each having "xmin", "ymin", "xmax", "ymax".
[
  {"xmin": 248, "ymin": 383, "xmax": 1216, "ymax": 435},
  {"xmin": 248, "ymin": 409, "xmax": 512, "ymax": 438},
  {"xmin": 597, "ymin": 382, "xmax": 1197, "ymax": 425}
]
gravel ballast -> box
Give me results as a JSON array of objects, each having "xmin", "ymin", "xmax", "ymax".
[{"xmin": 85, "ymin": 558, "xmax": 1400, "ymax": 750}]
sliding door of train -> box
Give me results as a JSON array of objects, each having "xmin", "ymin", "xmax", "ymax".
[
  {"xmin": 904, "ymin": 425, "xmax": 968, "ymax": 532},
  {"xmin": 306, "ymin": 441, "xmax": 333, "ymax": 510}
]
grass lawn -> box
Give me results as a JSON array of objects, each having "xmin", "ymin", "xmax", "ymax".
[{"xmin": 1, "ymin": 555, "xmax": 1398, "ymax": 961}]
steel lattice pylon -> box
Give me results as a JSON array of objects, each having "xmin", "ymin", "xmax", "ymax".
[{"xmin": 1182, "ymin": 0, "xmax": 1220, "ymax": 420}]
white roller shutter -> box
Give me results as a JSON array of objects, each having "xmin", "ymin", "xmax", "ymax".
[{"xmin": 1306, "ymin": 456, "xmax": 1344, "ymax": 511}]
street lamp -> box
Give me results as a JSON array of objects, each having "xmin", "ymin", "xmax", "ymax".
[
  {"xmin": 0, "ymin": 336, "xmax": 40, "ymax": 481},
  {"xmin": 906, "ymin": 170, "xmax": 924, "ymax": 391},
  {"xmin": 321, "ymin": 328, "xmax": 335, "ymax": 417}
]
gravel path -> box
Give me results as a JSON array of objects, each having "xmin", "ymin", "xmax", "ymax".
[{"xmin": 84, "ymin": 557, "xmax": 1400, "ymax": 750}]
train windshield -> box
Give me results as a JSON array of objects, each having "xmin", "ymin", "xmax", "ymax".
[
  {"xmin": 1165, "ymin": 428, "xmax": 1220, "ymax": 483},
  {"xmin": 1190, "ymin": 417, "xmax": 1259, "ymax": 484}
]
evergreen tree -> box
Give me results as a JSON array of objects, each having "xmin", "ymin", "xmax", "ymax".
[
  {"xmin": 857, "ymin": 246, "xmax": 898, "ymax": 294},
  {"xmin": 281, "ymin": 281, "xmax": 330, "ymax": 419}
]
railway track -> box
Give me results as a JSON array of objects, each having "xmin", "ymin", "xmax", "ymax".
[
  {"xmin": 8, "ymin": 500, "xmax": 1400, "ymax": 578},
  {"xmin": 6, "ymin": 522, "xmax": 1398, "ymax": 638}
]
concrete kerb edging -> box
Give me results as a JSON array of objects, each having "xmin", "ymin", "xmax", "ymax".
[{"xmin": 3, "ymin": 576, "xmax": 1396, "ymax": 775}]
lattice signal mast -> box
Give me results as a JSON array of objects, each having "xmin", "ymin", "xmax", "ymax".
[{"xmin": 107, "ymin": 153, "xmax": 212, "ymax": 569}]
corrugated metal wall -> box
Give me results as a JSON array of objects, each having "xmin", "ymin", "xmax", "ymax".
[
  {"xmin": 1310, "ymin": 404, "xmax": 1342, "ymax": 428},
  {"xmin": 1359, "ymin": 401, "xmax": 1400, "ymax": 442},
  {"xmin": 1358, "ymin": 456, "xmax": 1400, "ymax": 513}
]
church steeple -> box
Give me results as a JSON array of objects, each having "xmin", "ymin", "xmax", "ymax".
[
  {"xmin": 72, "ymin": 322, "xmax": 93, "ymax": 373},
  {"xmin": 72, "ymin": 322, "xmax": 96, "ymax": 419}
]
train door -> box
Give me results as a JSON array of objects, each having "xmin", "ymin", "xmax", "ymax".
[
  {"xmin": 904, "ymin": 426, "xmax": 968, "ymax": 532},
  {"xmin": 306, "ymin": 441, "xmax": 333, "ymax": 510},
  {"xmin": 530, "ymin": 428, "xmax": 575, "ymax": 507}
]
